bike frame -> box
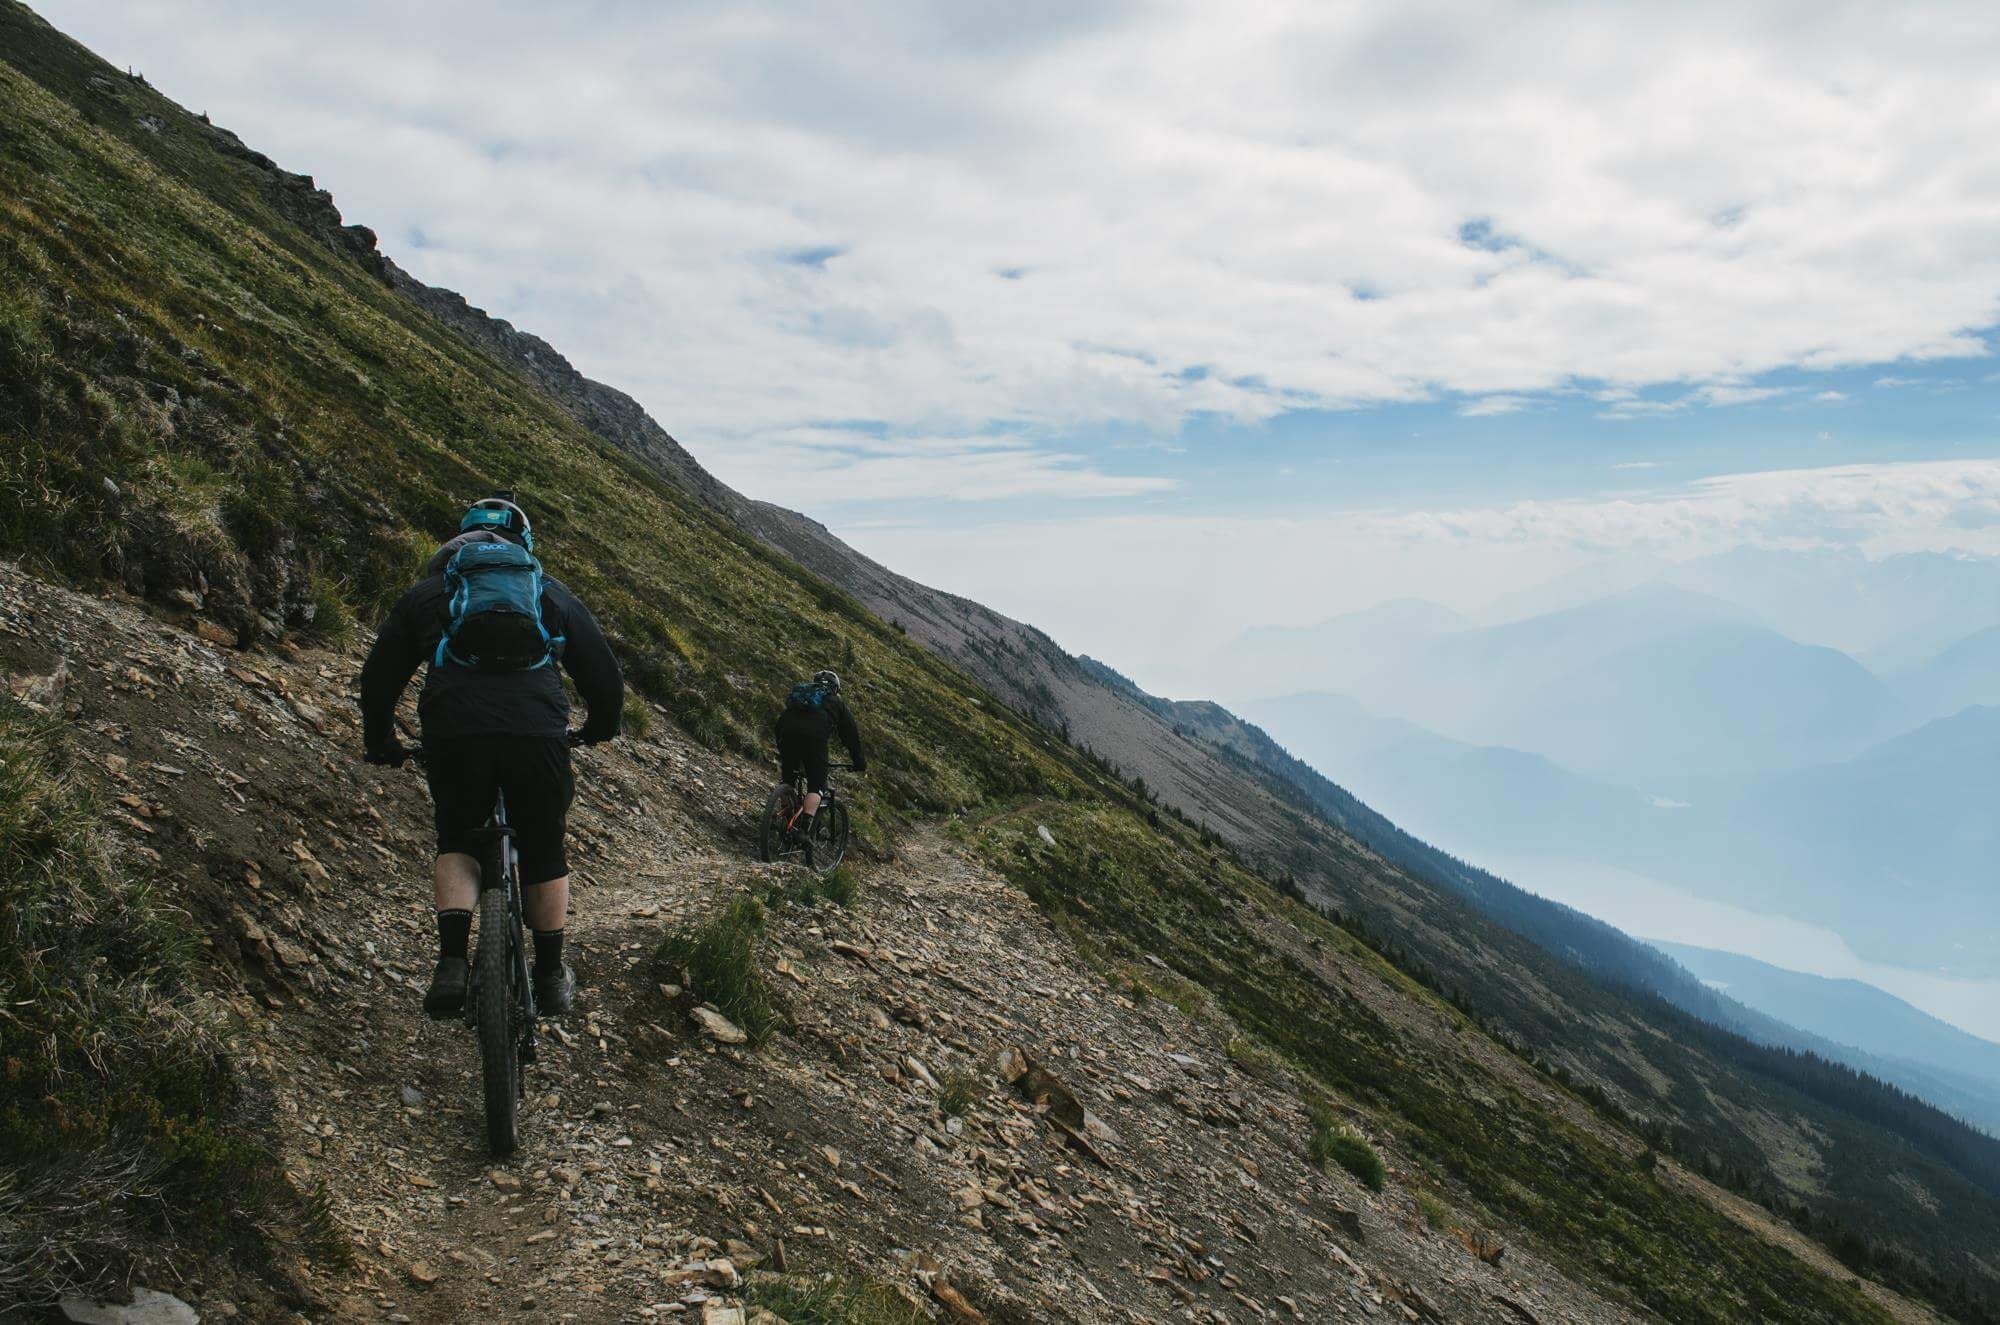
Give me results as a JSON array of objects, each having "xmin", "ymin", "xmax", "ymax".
[{"xmin": 473, "ymin": 791, "xmax": 539, "ymax": 1068}]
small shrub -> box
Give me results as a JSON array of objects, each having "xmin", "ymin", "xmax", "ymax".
[
  {"xmin": 761, "ymin": 862, "xmax": 858, "ymax": 910},
  {"xmin": 655, "ymin": 895, "xmax": 781, "ymax": 1045},
  {"xmin": 619, "ymin": 693, "xmax": 653, "ymax": 739},
  {"xmin": 817, "ymin": 862, "xmax": 858, "ymax": 907},
  {"xmin": 299, "ymin": 570, "xmax": 354, "ymax": 646},
  {"xmin": 939, "ymin": 1070, "xmax": 980, "ymax": 1119},
  {"xmin": 745, "ymin": 1273, "xmax": 929, "ymax": 1325},
  {"xmin": 1416, "ymin": 1191, "xmax": 1451, "ymax": 1230},
  {"xmin": 1309, "ymin": 1107, "xmax": 1385, "ymax": 1192}
]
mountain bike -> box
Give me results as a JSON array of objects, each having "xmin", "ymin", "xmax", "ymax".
[
  {"xmin": 758, "ymin": 763, "xmax": 853, "ymax": 874},
  {"xmin": 398, "ymin": 742, "xmax": 569, "ymax": 1156}
]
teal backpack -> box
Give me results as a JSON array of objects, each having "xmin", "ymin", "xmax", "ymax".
[
  {"xmin": 786, "ymin": 679, "xmax": 832, "ymax": 712},
  {"xmin": 434, "ymin": 541, "xmax": 563, "ymax": 671}
]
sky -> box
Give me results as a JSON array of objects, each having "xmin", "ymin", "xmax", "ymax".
[
  {"xmin": 34, "ymin": 2, "xmax": 2000, "ymax": 1036},
  {"xmin": 38, "ymin": 0, "xmax": 2000, "ymax": 682}
]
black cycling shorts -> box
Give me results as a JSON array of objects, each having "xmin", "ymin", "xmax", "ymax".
[
  {"xmin": 424, "ymin": 734, "xmax": 574, "ymax": 885},
  {"xmin": 776, "ymin": 724, "xmax": 831, "ymax": 795}
]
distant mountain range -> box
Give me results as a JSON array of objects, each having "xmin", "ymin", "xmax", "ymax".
[
  {"xmin": 1230, "ymin": 591, "xmax": 2000, "ymax": 979},
  {"xmin": 1246, "ymin": 689, "xmax": 1999, "ymax": 977},
  {"xmin": 1221, "ymin": 585, "xmax": 1910, "ymax": 785},
  {"xmin": 1892, "ymin": 622, "xmax": 2000, "ymax": 721},
  {"xmin": 1654, "ymin": 941, "xmax": 2000, "ymax": 1137}
]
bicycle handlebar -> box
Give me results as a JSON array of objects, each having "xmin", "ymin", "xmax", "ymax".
[{"xmin": 373, "ymin": 729, "xmax": 588, "ymax": 771}]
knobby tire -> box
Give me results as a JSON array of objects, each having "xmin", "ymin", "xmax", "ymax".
[
  {"xmin": 474, "ymin": 882, "xmax": 519, "ymax": 1155},
  {"xmin": 813, "ymin": 801, "xmax": 850, "ymax": 874},
  {"xmin": 759, "ymin": 785, "xmax": 788, "ymax": 863}
]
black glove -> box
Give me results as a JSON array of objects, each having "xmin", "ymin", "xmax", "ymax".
[
  {"xmin": 364, "ymin": 743, "xmax": 410, "ymax": 768},
  {"xmin": 851, "ymin": 758, "xmax": 868, "ymax": 773}
]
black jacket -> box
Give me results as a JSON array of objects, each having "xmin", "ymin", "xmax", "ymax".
[
  {"xmin": 359, "ymin": 533, "xmax": 623, "ymax": 750},
  {"xmin": 774, "ymin": 693, "xmax": 864, "ymax": 766}
]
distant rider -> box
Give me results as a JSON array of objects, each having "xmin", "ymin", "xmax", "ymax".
[
  {"xmin": 774, "ymin": 669, "xmax": 865, "ymax": 836},
  {"xmin": 359, "ymin": 495, "xmax": 622, "ymax": 1018}
]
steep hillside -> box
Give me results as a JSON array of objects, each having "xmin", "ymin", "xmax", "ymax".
[
  {"xmin": 0, "ymin": 5, "xmax": 1993, "ymax": 1322},
  {"xmin": 0, "ymin": 565, "xmax": 1690, "ymax": 1324}
]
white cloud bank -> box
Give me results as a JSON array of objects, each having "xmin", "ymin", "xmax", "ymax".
[
  {"xmin": 41, "ymin": 0, "xmax": 2000, "ymax": 467},
  {"xmin": 848, "ymin": 458, "xmax": 2000, "ymax": 677}
]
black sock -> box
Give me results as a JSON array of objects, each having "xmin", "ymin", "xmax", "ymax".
[
  {"xmin": 533, "ymin": 927, "xmax": 564, "ymax": 973},
  {"xmin": 437, "ymin": 909, "xmax": 472, "ymax": 961}
]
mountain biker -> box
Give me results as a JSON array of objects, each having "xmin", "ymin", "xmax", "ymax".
[
  {"xmin": 774, "ymin": 669, "xmax": 865, "ymax": 836},
  {"xmin": 358, "ymin": 495, "xmax": 622, "ymax": 1020}
]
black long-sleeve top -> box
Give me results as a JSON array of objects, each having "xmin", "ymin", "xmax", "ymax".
[
  {"xmin": 774, "ymin": 693, "xmax": 864, "ymax": 765},
  {"xmin": 359, "ymin": 537, "xmax": 623, "ymax": 750}
]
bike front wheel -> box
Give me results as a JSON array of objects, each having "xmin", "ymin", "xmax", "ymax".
[
  {"xmin": 812, "ymin": 801, "xmax": 850, "ymax": 874},
  {"xmin": 473, "ymin": 883, "xmax": 520, "ymax": 1156}
]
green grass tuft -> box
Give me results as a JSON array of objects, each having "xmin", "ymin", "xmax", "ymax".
[
  {"xmin": 744, "ymin": 1273, "xmax": 930, "ymax": 1325},
  {"xmin": 938, "ymin": 1070, "xmax": 980, "ymax": 1119},
  {"xmin": 656, "ymin": 894, "xmax": 781, "ymax": 1046},
  {"xmin": 1309, "ymin": 1108, "xmax": 1386, "ymax": 1192}
]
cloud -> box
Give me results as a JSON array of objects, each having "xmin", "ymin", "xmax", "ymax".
[
  {"xmin": 1693, "ymin": 384, "xmax": 1790, "ymax": 406},
  {"xmin": 1458, "ymin": 395, "xmax": 1530, "ymax": 417},
  {"xmin": 1613, "ymin": 461, "xmax": 1661, "ymax": 470},
  {"xmin": 1813, "ymin": 389, "xmax": 1847, "ymax": 402},
  {"xmin": 43, "ymin": 0, "xmax": 2000, "ymax": 461},
  {"xmin": 700, "ymin": 428, "xmax": 1176, "ymax": 505},
  {"xmin": 846, "ymin": 458, "xmax": 2000, "ymax": 670}
]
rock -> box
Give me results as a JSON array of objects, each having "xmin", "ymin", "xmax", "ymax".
[
  {"xmin": 692, "ymin": 1006, "xmax": 749, "ymax": 1043},
  {"xmin": 723, "ymin": 1238, "xmax": 765, "ymax": 1269},
  {"xmin": 408, "ymin": 1259, "xmax": 439, "ymax": 1284},
  {"xmin": 193, "ymin": 617, "xmax": 235, "ymax": 648},
  {"xmin": 1003, "ymin": 1045, "xmax": 1120, "ymax": 1162},
  {"xmin": 701, "ymin": 1304, "xmax": 746, "ymax": 1325},
  {"xmin": 930, "ymin": 1275, "xmax": 989, "ymax": 1323},
  {"xmin": 60, "ymin": 1290, "xmax": 198, "ymax": 1325},
  {"xmin": 400, "ymin": 1084, "xmax": 424, "ymax": 1108},
  {"xmin": 490, "ymin": 1169, "xmax": 523, "ymax": 1191},
  {"xmin": 102, "ymin": 476, "xmax": 121, "ymax": 498},
  {"xmin": 1036, "ymin": 824, "xmax": 1057, "ymax": 847}
]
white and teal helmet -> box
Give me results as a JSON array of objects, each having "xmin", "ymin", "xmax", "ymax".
[{"xmin": 459, "ymin": 495, "xmax": 533, "ymax": 550}]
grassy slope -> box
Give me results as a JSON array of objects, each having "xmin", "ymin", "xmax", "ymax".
[
  {"xmin": 0, "ymin": 5, "xmax": 1933, "ymax": 1318},
  {"xmin": 0, "ymin": 698, "xmax": 342, "ymax": 1305}
]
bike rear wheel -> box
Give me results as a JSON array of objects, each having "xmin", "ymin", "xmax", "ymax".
[
  {"xmin": 812, "ymin": 801, "xmax": 850, "ymax": 874},
  {"xmin": 473, "ymin": 883, "xmax": 520, "ymax": 1155}
]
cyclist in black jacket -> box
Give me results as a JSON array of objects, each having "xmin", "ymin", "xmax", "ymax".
[
  {"xmin": 774, "ymin": 669, "xmax": 865, "ymax": 836},
  {"xmin": 359, "ymin": 497, "xmax": 622, "ymax": 1019}
]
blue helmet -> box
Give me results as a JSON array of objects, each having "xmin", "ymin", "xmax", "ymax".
[{"xmin": 459, "ymin": 495, "xmax": 532, "ymax": 550}]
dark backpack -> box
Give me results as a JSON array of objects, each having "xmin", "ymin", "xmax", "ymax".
[
  {"xmin": 434, "ymin": 541, "xmax": 563, "ymax": 672},
  {"xmin": 785, "ymin": 679, "xmax": 832, "ymax": 714}
]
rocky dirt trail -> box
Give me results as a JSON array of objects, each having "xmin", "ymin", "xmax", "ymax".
[{"xmin": 6, "ymin": 565, "xmax": 1664, "ymax": 1324}]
